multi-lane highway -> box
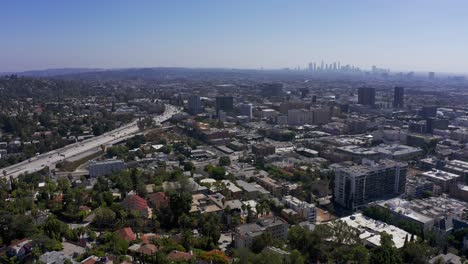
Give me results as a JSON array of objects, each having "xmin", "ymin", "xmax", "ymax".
[{"xmin": 1, "ymin": 104, "xmax": 181, "ymax": 178}]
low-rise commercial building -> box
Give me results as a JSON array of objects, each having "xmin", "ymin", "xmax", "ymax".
[
  {"xmin": 405, "ymin": 177, "xmax": 435, "ymax": 199},
  {"xmin": 377, "ymin": 196, "xmax": 468, "ymax": 233},
  {"xmin": 256, "ymin": 176, "xmax": 284, "ymax": 197},
  {"xmin": 337, "ymin": 213, "xmax": 413, "ymax": 248},
  {"xmin": 234, "ymin": 217, "xmax": 289, "ymax": 248},
  {"xmin": 282, "ymin": 195, "xmax": 317, "ymax": 222},
  {"xmin": 252, "ymin": 143, "xmax": 276, "ymax": 157},
  {"xmin": 421, "ymin": 169, "xmax": 461, "ymax": 192},
  {"xmin": 88, "ymin": 159, "xmax": 126, "ymax": 177}
]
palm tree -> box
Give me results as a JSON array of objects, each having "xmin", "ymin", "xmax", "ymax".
[
  {"xmin": 261, "ymin": 200, "xmax": 271, "ymax": 215},
  {"xmin": 256, "ymin": 203, "xmax": 264, "ymax": 217}
]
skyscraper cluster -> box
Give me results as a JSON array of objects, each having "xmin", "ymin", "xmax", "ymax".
[{"xmin": 307, "ymin": 60, "xmax": 361, "ymax": 73}]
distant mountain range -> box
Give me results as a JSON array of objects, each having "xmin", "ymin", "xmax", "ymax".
[
  {"xmin": 4, "ymin": 66, "xmax": 457, "ymax": 81},
  {"xmin": 2, "ymin": 67, "xmax": 326, "ymax": 81},
  {"xmin": 10, "ymin": 68, "xmax": 104, "ymax": 77}
]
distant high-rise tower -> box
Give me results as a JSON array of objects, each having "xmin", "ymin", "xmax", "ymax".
[
  {"xmin": 261, "ymin": 83, "xmax": 283, "ymax": 97},
  {"xmin": 420, "ymin": 106, "xmax": 438, "ymax": 118},
  {"xmin": 216, "ymin": 96, "xmax": 234, "ymax": 112},
  {"xmin": 393, "ymin": 86, "xmax": 404, "ymax": 108},
  {"xmin": 239, "ymin": 103, "xmax": 253, "ymax": 120},
  {"xmin": 300, "ymin": 88, "xmax": 309, "ymax": 98},
  {"xmin": 188, "ymin": 95, "xmax": 202, "ymax": 114},
  {"xmin": 308, "ymin": 63, "xmax": 313, "ymax": 71},
  {"xmin": 358, "ymin": 87, "xmax": 376, "ymax": 106},
  {"xmin": 428, "ymin": 72, "xmax": 435, "ymax": 79}
]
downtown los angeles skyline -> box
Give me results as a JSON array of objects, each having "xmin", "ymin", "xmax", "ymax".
[{"xmin": 2, "ymin": 0, "xmax": 468, "ymax": 74}]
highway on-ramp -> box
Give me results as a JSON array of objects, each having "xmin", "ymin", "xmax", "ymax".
[{"xmin": 1, "ymin": 104, "xmax": 181, "ymax": 179}]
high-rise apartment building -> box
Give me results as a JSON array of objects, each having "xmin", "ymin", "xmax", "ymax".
[
  {"xmin": 287, "ymin": 108, "xmax": 330, "ymax": 126},
  {"xmin": 215, "ymin": 96, "xmax": 234, "ymax": 112},
  {"xmin": 358, "ymin": 87, "xmax": 376, "ymax": 106},
  {"xmin": 420, "ymin": 106, "xmax": 438, "ymax": 118},
  {"xmin": 333, "ymin": 159, "xmax": 407, "ymax": 211},
  {"xmin": 393, "ymin": 86, "xmax": 404, "ymax": 108},
  {"xmin": 239, "ymin": 103, "xmax": 253, "ymax": 120},
  {"xmin": 188, "ymin": 95, "xmax": 202, "ymax": 114}
]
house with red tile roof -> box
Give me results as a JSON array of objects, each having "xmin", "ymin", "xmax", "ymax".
[
  {"xmin": 167, "ymin": 250, "xmax": 193, "ymax": 262},
  {"xmin": 141, "ymin": 233, "xmax": 160, "ymax": 244},
  {"xmin": 121, "ymin": 194, "xmax": 151, "ymax": 218},
  {"xmin": 137, "ymin": 244, "xmax": 158, "ymax": 256},
  {"xmin": 54, "ymin": 193, "xmax": 64, "ymax": 203},
  {"xmin": 147, "ymin": 192, "xmax": 169, "ymax": 210},
  {"xmin": 81, "ymin": 256, "xmax": 98, "ymax": 264},
  {"xmin": 117, "ymin": 227, "xmax": 137, "ymax": 242}
]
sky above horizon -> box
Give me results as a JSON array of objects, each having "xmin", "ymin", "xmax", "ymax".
[{"xmin": 1, "ymin": 0, "xmax": 468, "ymax": 73}]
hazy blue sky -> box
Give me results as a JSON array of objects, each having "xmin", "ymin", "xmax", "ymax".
[{"xmin": 1, "ymin": 0, "xmax": 468, "ymax": 73}]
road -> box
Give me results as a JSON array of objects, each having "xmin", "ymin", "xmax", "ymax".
[{"xmin": 1, "ymin": 104, "xmax": 181, "ymax": 179}]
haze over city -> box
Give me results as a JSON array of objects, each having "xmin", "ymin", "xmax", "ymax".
[{"xmin": 2, "ymin": 0, "xmax": 468, "ymax": 74}]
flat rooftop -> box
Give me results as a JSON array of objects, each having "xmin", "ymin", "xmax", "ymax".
[
  {"xmin": 337, "ymin": 213, "xmax": 413, "ymax": 248},
  {"xmin": 422, "ymin": 169, "xmax": 460, "ymax": 181},
  {"xmin": 333, "ymin": 159, "xmax": 406, "ymax": 176}
]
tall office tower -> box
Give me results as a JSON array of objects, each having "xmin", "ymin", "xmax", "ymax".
[
  {"xmin": 311, "ymin": 107, "xmax": 331, "ymax": 125},
  {"xmin": 287, "ymin": 109, "xmax": 314, "ymax": 125},
  {"xmin": 428, "ymin": 72, "xmax": 435, "ymax": 79},
  {"xmin": 216, "ymin": 96, "xmax": 234, "ymax": 112},
  {"xmin": 321, "ymin": 60, "xmax": 324, "ymax": 70},
  {"xmin": 357, "ymin": 87, "xmax": 376, "ymax": 106},
  {"xmin": 333, "ymin": 159, "xmax": 407, "ymax": 211},
  {"xmin": 420, "ymin": 106, "xmax": 438, "ymax": 118},
  {"xmin": 393, "ymin": 86, "xmax": 404, "ymax": 108},
  {"xmin": 308, "ymin": 63, "xmax": 313, "ymax": 71},
  {"xmin": 239, "ymin": 103, "xmax": 253, "ymax": 120},
  {"xmin": 338, "ymin": 61, "xmax": 341, "ymax": 70},
  {"xmin": 333, "ymin": 62, "xmax": 337, "ymax": 71},
  {"xmin": 261, "ymin": 83, "xmax": 283, "ymax": 97},
  {"xmin": 426, "ymin": 117, "xmax": 449, "ymax": 133},
  {"xmin": 313, "ymin": 63, "xmax": 317, "ymax": 71},
  {"xmin": 300, "ymin": 88, "xmax": 309, "ymax": 98},
  {"xmin": 188, "ymin": 95, "xmax": 202, "ymax": 114}
]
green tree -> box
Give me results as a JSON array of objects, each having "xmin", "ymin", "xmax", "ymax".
[
  {"xmin": 184, "ymin": 161, "xmax": 195, "ymax": 172},
  {"xmin": 370, "ymin": 233, "xmax": 402, "ymax": 264},
  {"xmin": 169, "ymin": 191, "xmax": 192, "ymax": 223},
  {"xmin": 99, "ymin": 232, "xmax": 129, "ymax": 255},
  {"xmin": 199, "ymin": 214, "xmax": 222, "ymax": 250},
  {"xmin": 218, "ymin": 156, "xmax": 231, "ymax": 166},
  {"xmin": 289, "ymin": 250, "xmax": 305, "ymax": 264},
  {"xmin": 43, "ymin": 216, "xmax": 68, "ymax": 241},
  {"xmin": 205, "ymin": 165, "xmax": 226, "ymax": 180},
  {"xmin": 400, "ymin": 241, "xmax": 432, "ymax": 264},
  {"xmin": 251, "ymin": 232, "xmax": 273, "ymax": 253},
  {"xmin": 93, "ymin": 207, "xmax": 116, "ymax": 228}
]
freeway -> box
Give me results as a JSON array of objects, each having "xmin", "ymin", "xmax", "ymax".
[{"xmin": 1, "ymin": 104, "xmax": 181, "ymax": 179}]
